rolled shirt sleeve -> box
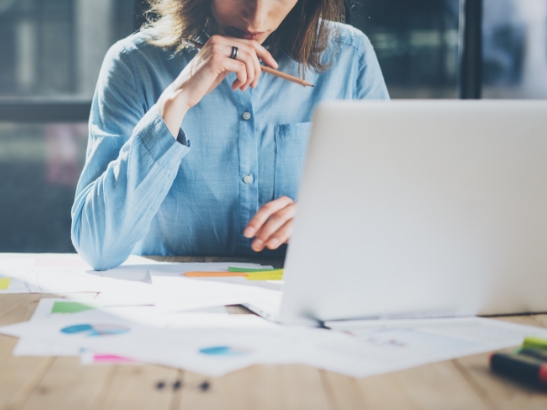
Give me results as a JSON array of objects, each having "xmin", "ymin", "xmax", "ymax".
[{"xmin": 71, "ymin": 42, "xmax": 190, "ymax": 270}]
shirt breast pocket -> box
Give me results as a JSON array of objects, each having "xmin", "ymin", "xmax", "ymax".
[{"xmin": 274, "ymin": 122, "xmax": 312, "ymax": 201}]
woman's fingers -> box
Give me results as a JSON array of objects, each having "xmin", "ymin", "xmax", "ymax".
[
  {"xmin": 240, "ymin": 40, "xmax": 267, "ymax": 88},
  {"xmin": 211, "ymin": 35, "xmax": 277, "ymax": 68},
  {"xmin": 232, "ymin": 48, "xmax": 257, "ymax": 90},
  {"xmin": 173, "ymin": 35, "xmax": 277, "ymax": 113},
  {"xmin": 244, "ymin": 196, "xmax": 296, "ymax": 252},
  {"xmin": 254, "ymin": 202, "xmax": 296, "ymax": 242},
  {"xmin": 206, "ymin": 41, "xmax": 251, "ymax": 89},
  {"xmin": 244, "ymin": 39, "xmax": 278, "ymax": 69},
  {"xmin": 256, "ymin": 47, "xmax": 278, "ymax": 69},
  {"xmin": 230, "ymin": 39, "xmax": 275, "ymax": 87},
  {"xmin": 216, "ymin": 55, "xmax": 247, "ymax": 90},
  {"xmin": 244, "ymin": 196, "xmax": 293, "ymax": 237},
  {"xmin": 264, "ymin": 219, "xmax": 293, "ymax": 250},
  {"xmin": 207, "ymin": 36, "xmax": 275, "ymax": 89},
  {"xmin": 249, "ymin": 48, "xmax": 262, "ymax": 88},
  {"xmin": 228, "ymin": 45, "xmax": 262, "ymax": 90},
  {"xmin": 252, "ymin": 204, "xmax": 296, "ymax": 251}
]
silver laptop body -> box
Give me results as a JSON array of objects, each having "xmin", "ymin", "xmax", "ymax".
[{"xmin": 246, "ymin": 100, "xmax": 547, "ymax": 325}]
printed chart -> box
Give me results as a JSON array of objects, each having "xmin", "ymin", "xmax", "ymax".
[
  {"xmin": 199, "ymin": 346, "xmax": 253, "ymax": 357},
  {"xmin": 61, "ymin": 324, "xmax": 130, "ymax": 337}
]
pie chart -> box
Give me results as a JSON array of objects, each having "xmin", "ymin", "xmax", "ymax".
[
  {"xmin": 60, "ymin": 323, "xmax": 130, "ymax": 337},
  {"xmin": 199, "ymin": 346, "xmax": 252, "ymax": 356}
]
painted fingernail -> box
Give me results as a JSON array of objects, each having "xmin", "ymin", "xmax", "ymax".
[
  {"xmin": 267, "ymin": 238, "xmax": 279, "ymax": 249},
  {"xmin": 244, "ymin": 227, "xmax": 255, "ymax": 238},
  {"xmin": 252, "ymin": 239, "xmax": 264, "ymax": 251}
]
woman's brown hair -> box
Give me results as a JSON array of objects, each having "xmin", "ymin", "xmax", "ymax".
[{"xmin": 142, "ymin": 0, "xmax": 347, "ymax": 75}]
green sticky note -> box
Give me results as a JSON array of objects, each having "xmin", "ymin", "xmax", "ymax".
[
  {"xmin": 245, "ymin": 270, "xmax": 284, "ymax": 281},
  {"xmin": 52, "ymin": 301, "xmax": 95, "ymax": 314},
  {"xmin": 522, "ymin": 336, "xmax": 547, "ymax": 351},
  {"xmin": 0, "ymin": 277, "xmax": 11, "ymax": 290},
  {"xmin": 228, "ymin": 267, "xmax": 283, "ymax": 273}
]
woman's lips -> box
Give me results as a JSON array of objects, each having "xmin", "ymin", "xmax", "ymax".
[{"xmin": 228, "ymin": 27, "xmax": 266, "ymax": 41}]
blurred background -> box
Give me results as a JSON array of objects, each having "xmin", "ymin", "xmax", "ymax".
[{"xmin": 0, "ymin": 0, "xmax": 546, "ymax": 252}]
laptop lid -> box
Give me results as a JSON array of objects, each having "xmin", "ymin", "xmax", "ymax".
[{"xmin": 278, "ymin": 100, "xmax": 547, "ymax": 324}]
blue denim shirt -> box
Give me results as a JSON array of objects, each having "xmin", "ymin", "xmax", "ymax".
[{"xmin": 71, "ymin": 23, "xmax": 389, "ymax": 270}]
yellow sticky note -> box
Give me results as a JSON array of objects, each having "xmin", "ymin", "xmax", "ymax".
[
  {"xmin": 0, "ymin": 277, "xmax": 11, "ymax": 290},
  {"xmin": 245, "ymin": 270, "xmax": 283, "ymax": 281}
]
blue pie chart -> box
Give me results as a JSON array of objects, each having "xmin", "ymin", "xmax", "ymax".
[
  {"xmin": 60, "ymin": 323, "xmax": 130, "ymax": 337},
  {"xmin": 199, "ymin": 346, "xmax": 252, "ymax": 356}
]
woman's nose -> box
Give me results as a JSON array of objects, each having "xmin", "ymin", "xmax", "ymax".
[{"xmin": 242, "ymin": 0, "xmax": 268, "ymax": 30}]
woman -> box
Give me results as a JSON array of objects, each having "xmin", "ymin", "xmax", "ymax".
[{"xmin": 71, "ymin": 0, "xmax": 389, "ymax": 270}]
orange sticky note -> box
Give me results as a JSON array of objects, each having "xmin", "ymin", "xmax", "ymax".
[{"xmin": 184, "ymin": 271, "xmax": 248, "ymax": 278}]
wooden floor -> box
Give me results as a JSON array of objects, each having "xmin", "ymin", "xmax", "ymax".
[{"xmin": 1, "ymin": 256, "xmax": 546, "ymax": 409}]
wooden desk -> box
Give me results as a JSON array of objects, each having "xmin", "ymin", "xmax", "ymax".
[{"xmin": 1, "ymin": 256, "xmax": 546, "ymax": 410}]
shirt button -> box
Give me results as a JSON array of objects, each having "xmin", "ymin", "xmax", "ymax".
[
  {"xmin": 242, "ymin": 112, "xmax": 251, "ymax": 121},
  {"xmin": 243, "ymin": 174, "xmax": 253, "ymax": 184}
]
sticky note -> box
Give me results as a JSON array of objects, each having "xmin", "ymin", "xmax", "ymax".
[
  {"xmin": 245, "ymin": 270, "xmax": 284, "ymax": 281},
  {"xmin": 0, "ymin": 277, "xmax": 11, "ymax": 290},
  {"xmin": 52, "ymin": 301, "xmax": 95, "ymax": 314},
  {"xmin": 184, "ymin": 271, "xmax": 248, "ymax": 277},
  {"xmin": 228, "ymin": 267, "xmax": 282, "ymax": 273}
]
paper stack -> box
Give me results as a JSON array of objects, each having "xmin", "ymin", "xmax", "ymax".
[
  {"xmin": 0, "ymin": 298, "xmax": 371, "ymax": 376},
  {"xmin": 3, "ymin": 254, "xmax": 547, "ymax": 378},
  {"xmin": 0, "ymin": 254, "xmax": 281, "ymax": 310},
  {"xmin": 3, "ymin": 298, "xmax": 547, "ymax": 378}
]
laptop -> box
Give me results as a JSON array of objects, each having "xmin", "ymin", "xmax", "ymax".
[{"xmin": 244, "ymin": 100, "xmax": 547, "ymax": 325}]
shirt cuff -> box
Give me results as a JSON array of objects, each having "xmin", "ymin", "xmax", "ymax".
[
  {"xmin": 176, "ymin": 129, "xmax": 191, "ymax": 147},
  {"xmin": 134, "ymin": 104, "xmax": 190, "ymax": 170}
]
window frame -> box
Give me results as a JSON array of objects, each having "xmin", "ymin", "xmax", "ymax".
[{"xmin": 0, "ymin": 0, "xmax": 484, "ymax": 124}]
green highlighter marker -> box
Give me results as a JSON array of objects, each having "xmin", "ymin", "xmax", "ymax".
[
  {"xmin": 228, "ymin": 267, "xmax": 283, "ymax": 273},
  {"xmin": 522, "ymin": 337, "xmax": 547, "ymax": 351}
]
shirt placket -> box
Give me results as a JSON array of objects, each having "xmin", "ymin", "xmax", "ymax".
[{"xmin": 231, "ymin": 85, "xmax": 259, "ymax": 252}]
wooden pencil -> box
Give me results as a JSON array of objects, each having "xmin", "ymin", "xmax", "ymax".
[
  {"xmin": 186, "ymin": 39, "xmax": 314, "ymax": 87},
  {"xmin": 260, "ymin": 65, "xmax": 314, "ymax": 87}
]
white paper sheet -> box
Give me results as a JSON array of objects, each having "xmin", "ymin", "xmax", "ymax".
[
  {"xmin": 0, "ymin": 254, "xmax": 274, "ymax": 302},
  {"xmin": 322, "ymin": 317, "xmax": 547, "ymax": 377},
  {"xmin": 95, "ymin": 262, "xmax": 274, "ymax": 306},
  {"xmin": 1, "ymin": 309, "xmax": 284, "ymax": 375},
  {"xmin": 13, "ymin": 298, "xmax": 228, "ymax": 357},
  {"xmin": 0, "ymin": 253, "xmax": 160, "ymax": 294},
  {"xmin": 151, "ymin": 275, "xmax": 282, "ymax": 312},
  {"xmin": 0, "ymin": 276, "xmax": 33, "ymax": 293},
  {"xmin": 27, "ymin": 298, "xmax": 227, "ymax": 323},
  {"xmin": 0, "ymin": 255, "xmax": 36, "ymax": 293},
  {"xmin": 32, "ymin": 254, "xmax": 164, "ymax": 293}
]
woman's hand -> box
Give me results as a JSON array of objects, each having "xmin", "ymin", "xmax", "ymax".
[
  {"xmin": 244, "ymin": 196, "xmax": 296, "ymax": 252},
  {"xmin": 158, "ymin": 35, "xmax": 278, "ymax": 138}
]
